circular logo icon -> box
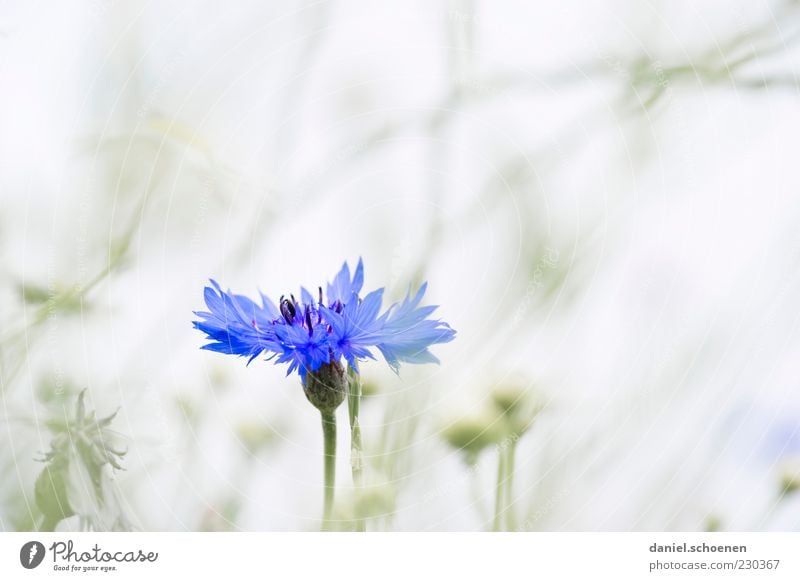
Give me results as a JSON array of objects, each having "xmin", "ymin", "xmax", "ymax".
[{"xmin": 20, "ymin": 541, "xmax": 46, "ymax": 569}]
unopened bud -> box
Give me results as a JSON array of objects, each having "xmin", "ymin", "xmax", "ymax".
[
  {"xmin": 441, "ymin": 412, "xmax": 503, "ymax": 464},
  {"xmin": 303, "ymin": 361, "xmax": 347, "ymax": 413},
  {"xmin": 491, "ymin": 383, "xmax": 544, "ymax": 436}
]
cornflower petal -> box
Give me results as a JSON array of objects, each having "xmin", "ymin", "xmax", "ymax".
[{"xmin": 193, "ymin": 260, "xmax": 454, "ymax": 377}]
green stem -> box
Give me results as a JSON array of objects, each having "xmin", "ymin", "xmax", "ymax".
[
  {"xmin": 504, "ymin": 440, "xmax": 518, "ymax": 531},
  {"xmin": 39, "ymin": 515, "xmax": 59, "ymax": 532},
  {"xmin": 347, "ymin": 364, "xmax": 366, "ymax": 531},
  {"xmin": 493, "ymin": 449, "xmax": 506, "ymax": 532},
  {"xmin": 321, "ymin": 410, "xmax": 337, "ymax": 531}
]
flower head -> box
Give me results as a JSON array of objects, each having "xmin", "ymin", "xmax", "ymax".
[
  {"xmin": 193, "ymin": 259, "xmax": 456, "ymax": 379},
  {"xmin": 35, "ymin": 390, "xmax": 131, "ymax": 531}
]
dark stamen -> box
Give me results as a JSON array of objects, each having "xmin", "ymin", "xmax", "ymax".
[
  {"xmin": 280, "ymin": 297, "xmax": 296, "ymax": 323},
  {"xmin": 305, "ymin": 305, "xmax": 314, "ymax": 335}
]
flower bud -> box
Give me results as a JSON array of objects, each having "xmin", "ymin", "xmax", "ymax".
[
  {"xmin": 704, "ymin": 514, "xmax": 722, "ymax": 532},
  {"xmin": 236, "ymin": 421, "xmax": 277, "ymax": 455},
  {"xmin": 441, "ymin": 411, "xmax": 503, "ymax": 464},
  {"xmin": 780, "ymin": 467, "xmax": 800, "ymax": 496},
  {"xmin": 303, "ymin": 361, "xmax": 347, "ymax": 413},
  {"xmin": 491, "ymin": 383, "xmax": 544, "ymax": 437}
]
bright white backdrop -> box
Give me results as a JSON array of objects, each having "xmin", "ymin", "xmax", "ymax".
[{"xmin": 1, "ymin": 0, "xmax": 800, "ymax": 531}]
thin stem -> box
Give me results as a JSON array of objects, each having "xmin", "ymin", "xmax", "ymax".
[
  {"xmin": 466, "ymin": 461, "xmax": 490, "ymax": 523},
  {"xmin": 347, "ymin": 364, "xmax": 366, "ymax": 531},
  {"xmin": 504, "ymin": 440, "xmax": 518, "ymax": 531},
  {"xmin": 39, "ymin": 515, "xmax": 59, "ymax": 532},
  {"xmin": 493, "ymin": 449, "xmax": 506, "ymax": 532},
  {"xmin": 321, "ymin": 410, "xmax": 337, "ymax": 531}
]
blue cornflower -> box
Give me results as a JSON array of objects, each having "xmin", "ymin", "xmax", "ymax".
[
  {"xmin": 193, "ymin": 259, "xmax": 455, "ymax": 380},
  {"xmin": 195, "ymin": 259, "xmax": 455, "ymax": 527}
]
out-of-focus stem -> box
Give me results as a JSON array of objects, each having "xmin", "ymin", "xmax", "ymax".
[
  {"xmin": 504, "ymin": 440, "xmax": 518, "ymax": 531},
  {"xmin": 347, "ymin": 364, "xmax": 365, "ymax": 531},
  {"xmin": 493, "ymin": 450, "xmax": 506, "ymax": 532}
]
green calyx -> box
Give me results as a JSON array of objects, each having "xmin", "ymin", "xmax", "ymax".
[{"xmin": 303, "ymin": 361, "xmax": 347, "ymax": 413}]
